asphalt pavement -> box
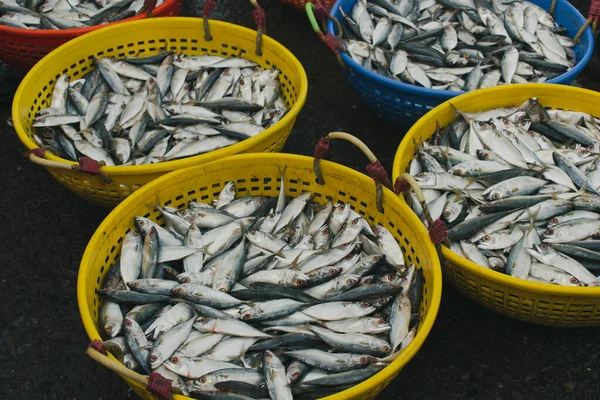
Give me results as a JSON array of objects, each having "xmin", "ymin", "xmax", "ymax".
[{"xmin": 1, "ymin": 0, "xmax": 599, "ymax": 399}]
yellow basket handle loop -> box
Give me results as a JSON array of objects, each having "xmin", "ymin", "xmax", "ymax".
[
  {"xmin": 26, "ymin": 149, "xmax": 113, "ymax": 184},
  {"xmin": 249, "ymin": 0, "xmax": 267, "ymax": 56},
  {"xmin": 394, "ymin": 172, "xmax": 450, "ymax": 249},
  {"xmin": 86, "ymin": 340, "xmax": 175, "ymax": 400},
  {"xmin": 313, "ymin": 132, "xmax": 392, "ymax": 213},
  {"xmin": 202, "ymin": 0, "xmax": 216, "ymax": 41}
]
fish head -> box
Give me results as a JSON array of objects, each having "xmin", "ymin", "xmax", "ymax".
[
  {"xmin": 371, "ymin": 296, "xmax": 392, "ymax": 307},
  {"xmin": 360, "ymin": 276, "xmax": 374, "ymax": 285},
  {"xmin": 488, "ymin": 257, "xmax": 506, "ymax": 271},
  {"xmin": 126, "ymin": 280, "xmax": 142, "ymax": 290},
  {"xmin": 413, "ymin": 172, "xmax": 437, "ymax": 187},
  {"xmin": 542, "ymin": 226, "xmax": 564, "ymax": 242},
  {"xmin": 531, "ymin": 243, "xmax": 556, "ymax": 262}
]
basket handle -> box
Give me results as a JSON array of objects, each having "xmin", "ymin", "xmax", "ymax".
[
  {"xmin": 201, "ymin": 0, "xmax": 266, "ymax": 56},
  {"xmin": 248, "ymin": 0, "xmax": 267, "ymax": 56},
  {"xmin": 305, "ymin": 1, "xmax": 346, "ymax": 66},
  {"xmin": 394, "ymin": 173, "xmax": 449, "ymax": 247},
  {"xmin": 312, "ymin": 132, "xmax": 392, "ymax": 213},
  {"xmin": 142, "ymin": 0, "xmax": 159, "ymax": 18},
  {"xmin": 26, "ymin": 149, "xmax": 113, "ymax": 184},
  {"xmin": 85, "ymin": 340, "xmax": 174, "ymax": 400}
]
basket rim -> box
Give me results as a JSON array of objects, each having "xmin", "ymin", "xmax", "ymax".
[
  {"xmin": 392, "ymin": 83, "xmax": 600, "ymax": 298},
  {"xmin": 327, "ymin": 0, "xmax": 594, "ymax": 100},
  {"xmin": 12, "ymin": 17, "xmax": 309, "ymax": 176},
  {"xmin": 77, "ymin": 152, "xmax": 443, "ymax": 400},
  {"xmin": 0, "ymin": 0, "xmax": 181, "ymax": 37}
]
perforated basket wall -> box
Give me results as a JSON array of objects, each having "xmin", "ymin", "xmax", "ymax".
[
  {"xmin": 12, "ymin": 17, "xmax": 308, "ymax": 208},
  {"xmin": 392, "ymin": 83, "xmax": 600, "ymax": 327},
  {"xmin": 78, "ymin": 153, "xmax": 443, "ymax": 400},
  {"xmin": 328, "ymin": 0, "xmax": 594, "ymax": 127},
  {"xmin": 0, "ymin": 0, "xmax": 182, "ymax": 71},
  {"xmin": 281, "ymin": 0, "xmax": 336, "ymax": 11}
]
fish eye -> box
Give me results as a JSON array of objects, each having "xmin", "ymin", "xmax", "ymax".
[
  {"xmin": 588, "ymin": 145, "xmax": 595, "ymax": 151},
  {"xmin": 363, "ymin": 278, "xmax": 373, "ymax": 284},
  {"xmin": 571, "ymin": 277, "xmax": 579, "ymax": 284},
  {"xmin": 242, "ymin": 313, "xmax": 252, "ymax": 320},
  {"xmin": 540, "ymin": 244, "xmax": 548, "ymax": 250},
  {"xmin": 491, "ymin": 193, "xmax": 500, "ymax": 200},
  {"xmin": 482, "ymin": 236, "xmax": 490, "ymax": 242},
  {"xmin": 550, "ymin": 218, "xmax": 558, "ymax": 224},
  {"xmin": 149, "ymin": 355, "xmax": 158, "ymax": 362},
  {"xmin": 105, "ymin": 326, "xmax": 112, "ymax": 333},
  {"xmin": 124, "ymin": 319, "xmax": 132, "ymax": 327},
  {"xmin": 292, "ymin": 372, "xmax": 300, "ymax": 379},
  {"xmin": 219, "ymin": 288, "xmax": 227, "ymax": 292},
  {"xmin": 125, "ymin": 361, "xmax": 132, "ymax": 368},
  {"xmin": 295, "ymin": 279, "xmax": 305, "ymax": 287},
  {"xmin": 265, "ymin": 352, "xmax": 272, "ymax": 359},
  {"xmin": 442, "ymin": 211, "xmax": 451, "ymax": 218},
  {"xmin": 169, "ymin": 357, "xmax": 179, "ymax": 364},
  {"xmin": 503, "ymin": 119, "xmax": 510, "ymax": 126},
  {"xmin": 545, "ymin": 228, "xmax": 554, "ymax": 235},
  {"xmin": 199, "ymin": 377, "xmax": 206, "ymax": 383},
  {"xmin": 481, "ymin": 153, "xmax": 489, "ymax": 159},
  {"xmin": 172, "ymin": 288, "xmax": 183, "ymax": 295},
  {"xmin": 378, "ymin": 318, "xmax": 386, "ymax": 324},
  {"xmin": 362, "ymin": 302, "xmax": 371, "ymax": 308},
  {"xmin": 329, "ymin": 268, "xmax": 337, "ymax": 274},
  {"xmin": 360, "ymin": 357, "xmax": 369, "ymax": 363},
  {"xmin": 348, "ymin": 279, "xmax": 357, "ymax": 286},
  {"xmin": 383, "ymin": 346, "xmax": 391, "ymax": 352}
]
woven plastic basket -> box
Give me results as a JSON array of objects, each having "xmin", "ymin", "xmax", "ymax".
[
  {"xmin": 393, "ymin": 83, "xmax": 600, "ymax": 327},
  {"xmin": 282, "ymin": 0, "xmax": 336, "ymax": 11},
  {"xmin": 78, "ymin": 152, "xmax": 442, "ymax": 400},
  {"xmin": 327, "ymin": 0, "xmax": 594, "ymax": 127},
  {"xmin": 0, "ymin": 0, "xmax": 182, "ymax": 71},
  {"xmin": 12, "ymin": 17, "xmax": 308, "ymax": 208}
]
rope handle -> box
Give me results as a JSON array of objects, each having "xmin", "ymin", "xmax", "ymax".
[
  {"xmin": 86, "ymin": 340, "xmax": 174, "ymax": 400},
  {"xmin": 202, "ymin": 0, "xmax": 216, "ymax": 41},
  {"xmin": 306, "ymin": 1, "xmax": 346, "ymax": 66},
  {"xmin": 312, "ymin": 132, "xmax": 391, "ymax": 213},
  {"xmin": 142, "ymin": 0, "xmax": 159, "ymax": 17},
  {"xmin": 394, "ymin": 173, "xmax": 448, "ymax": 246},
  {"xmin": 26, "ymin": 149, "xmax": 113, "ymax": 184},
  {"xmin": 248, "ymin": 0, "xmax": 267, "ymax": 56}
]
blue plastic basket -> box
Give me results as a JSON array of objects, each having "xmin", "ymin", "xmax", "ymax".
[{"xmin": 327, "ymin": 0, "xmax": 594, "ymax": 127}]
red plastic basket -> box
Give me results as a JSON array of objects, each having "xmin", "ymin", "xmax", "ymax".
[
  {"xmin": 281, "ymin": 0, "xmax": 335, "ymax": 11},
  {"xmin": 0, "ymin": 0, "xmax": 182, "ymax": 71}
]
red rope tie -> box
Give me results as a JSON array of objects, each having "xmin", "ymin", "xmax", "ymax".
[
  {"xmin": 394, "ymin": 177, "xmax": 411, "ymax": 194},
  {"xmin": 314, "ymin": 137, "xmax": 330, "ymax": 159},
  {"xmin": 78, "ymin": 157, "xmax": 102, "ymax": 175},
  {"xmin": 313, "ymin": 1, "xmax": 328, "ymax": 21},
  {"xmin": 147, "ymin": 372, "xmax": 172, "ymax": 400},
  {"xmin": 27, "ymin": 148, "xmax": 46, "ymax": 158},
  {"xmin": 143, "ymin": 0, "xmax": 158, "ymax": 14},
  {"xmin": 253, "ymin": 8, "xmax": 267, "ymax": 26},
  {"xmin": 429, "ymin": 219, "xmax": 448, "ymax": 245},
  {"xmin": 365, "ymin": 160, "xmax": 389, "ymax": 184},
  {"xmin": 87, "ymin": 340, "xmax": 107, "ymax": 355},
  {"xmin": 203, "ymin": 0, "xmax": 216, "ymax": 18}
]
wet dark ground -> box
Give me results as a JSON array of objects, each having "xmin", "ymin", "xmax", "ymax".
[{"xmin": 1, "ymin": 0, "xmax": 600, "ymax": 399}]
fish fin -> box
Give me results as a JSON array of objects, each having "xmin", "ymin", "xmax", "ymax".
[{"xmin": 287, "ymin": 250, "xmax": 305, "ymax": 271}]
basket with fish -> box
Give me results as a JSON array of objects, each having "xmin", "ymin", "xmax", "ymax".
[
  {"xmin": 0, "ymin": 0, "xmax": 182, "ymax": 71},
  {"xmin": 12, "ymin": 17, "xmax": 308, "ymax": 208},
  {"xmin": 77, "ymin": 147, "xmax": 442, "ymax": 400},
  {"xmin": 392, "ymin": 83, "xmax": 600, "ymax": 327},
  {"xmin": 309, "ymin": 0, "xmax": 594, "ymax": 126}
]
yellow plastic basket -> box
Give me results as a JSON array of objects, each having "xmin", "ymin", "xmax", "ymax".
[
  {"xmin": 78, "ymin": 152, "xmax": 442, "ymax": 400},
  {"xmin": 392, "ymin": 83, "xmax": 600, "ymax": 328},
  {"xmin": 12, "ymin": 17, "xmax": 308, "ymax": 209}
]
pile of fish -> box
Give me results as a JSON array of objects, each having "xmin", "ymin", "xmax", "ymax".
[
  {"xmin": 0, "ymin": 0, "xmax": 165, "ymax": 29},
  {"xmin": 97, "ymin": 177, "xmax": 424, "ymax": 399},
  {"xmin": 338, "ymin": 0, "xmax": 578, "ymax": 91},
  {"xmin": 31, "ymin": 53, "xmax": 287, "ymax": 166},
  {"xmin": 407, "ymin": 97, "xmax": 600, "ymax": 286}
]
